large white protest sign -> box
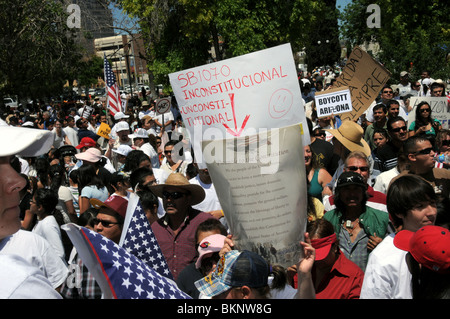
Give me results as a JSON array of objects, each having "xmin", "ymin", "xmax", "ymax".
[
  {"xmin": 169, "ymin": 43, "xmax": 309, "ymax": 167},
  {"xmin": 407, "ymin": 96, "xmax": 450, "ymax": 129},
  {"xmin": 202, "ymin": 124, "xmax": 307, "ymax": 268},
  {"xmin": 314, "ymin": 86, "xmax": 352, "ymax": 118}
]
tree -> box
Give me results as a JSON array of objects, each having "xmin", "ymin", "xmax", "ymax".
[
  {"xmin": 115, "ymin": 0, "xmax": 338, "ymax": 93},
  {"xmin": 0, "ymin": 0, "xmax": 85, "ymax": 102},
  {"xmin": 340, "ymin": 0, "xmax": 450, "ymax": 81}
]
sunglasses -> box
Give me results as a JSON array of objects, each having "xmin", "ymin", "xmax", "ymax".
[
  {"xmin": 164, "ymin": 150, "xmax": 172, "ymax": 155},
  {"xmin": 383, "ymin": 91, "xmax": 393, "ymax": 94},
  {"xmin": 413, "ymin": 147, "xmax": 434, "ymax": 155},
  {"xmin": 420, "ymin": 108, "xmax": 431, "ymax": 113},
  {"xmin": 162, "ymin": 191, "xmax": 188, "ymax": 200},
  {"xmin": 347, "ymin": 166, "xmax": 370, "ymax": 172},
  {"xmin": 441, "ymin": 140, "xmax": 450, "ymax": 146},
  {"xmin": 93, "ymin": 218, "xmax": 120, "ymax": 227},
  {"xmin": 391, "ymin": 126, "xmax": 407, "ymax": 133}
]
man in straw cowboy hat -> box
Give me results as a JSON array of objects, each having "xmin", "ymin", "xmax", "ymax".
[
  {"xmin": 150, "ymin": 173, "xmax": 217, "ymax": 280},
  {"xmin": 324, "ymin": 120, "xmax": 372, "ymax": 189}
]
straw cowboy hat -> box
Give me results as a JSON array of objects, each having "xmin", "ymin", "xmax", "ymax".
[
  {"xmin": 325, "ymin": 120, "xmax": 371, "ymax": 157},
  {"xmin": 150, "ymin": 173, "xmax": 205, "ymax": 205}
]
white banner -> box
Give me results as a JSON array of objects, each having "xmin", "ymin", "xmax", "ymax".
[
  {"xmin": 169, "ymin": 43, "xmax": 310, "ymax": 167},
  {"xmin": 202, "ymin": 124, "xmax": 307, "ymax": 268}
]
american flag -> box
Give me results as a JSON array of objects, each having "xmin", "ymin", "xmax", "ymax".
[
  {"xmin": 62, "ymin": 223, "xmax": 190, "ymax": 299},
  {"xmin": 104, "ymin": 54, "xmax": 122, "ymax": 116},
  {"xmin": 119, "ymin": 193, "xmax": 173, "ymax": 280}
]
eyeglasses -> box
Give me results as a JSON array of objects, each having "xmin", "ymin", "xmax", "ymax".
[
  {"xmin": 390, "ymin": 126, "xmax": 407, "ymax": 133},
  {"xmin": 164, "ymin": 150, "xmax": 172, "ymax": 155},
  {"xmin": 420, "ymin": 108, "xmax": 431, "ymax": 113},
  {"xmin": 162, "ymin": 191, "xmax": 188, "ymax": 200},
  {"xmin": 382, "ymin": 91, "xmax": 393, "ymax": 94},
  {"xmin": 441, "ymin": 140, "xmax": 450, "ymax": 146},
  {"xmin": 413, "ymin": 147, "xmax": 434, "ymax": 155},
  {"xmin": 346, "ymin": 166, "xmax": 370, "ymax": 172},
  {"xmin": 93, "ymin": 218, "xmax": 120, "ymax": 227}
]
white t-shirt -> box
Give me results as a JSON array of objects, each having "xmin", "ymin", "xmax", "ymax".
[
  {"xmin": 63, "ymin": 126, "xmax": 79, "ymax": 147},
  {"xmin": 0, "ymin": 230, "xmax": 68, "ymax": 288},
  {"xmin": 189, "ymin": 175, "xmax": 222, "ymax": 213},
  {"xmin": 32, "ymin": 216, "xmax": 66, "ymax": 261},
  {"xmin": 139, "ymin": 142, "xmax": 160, "ymax": 169},
  {"xmin": 360, "ymin": 234, "xmax": 412, "ymax": 299},
  {"xmin": 155, "ymin": 111, "xmax": 174, "ymax": 133},
  {"xmin": 0, "ymin": 254, "xmax": 62, "ymax": 299},
  {"xmin": 373, "ymin": 166, "xmax": 400, "ymax": 194}
]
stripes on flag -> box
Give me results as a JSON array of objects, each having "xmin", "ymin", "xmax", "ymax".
[{"xmin": 104, "ymin": 54, "xmax": 122, "ymax": 116}]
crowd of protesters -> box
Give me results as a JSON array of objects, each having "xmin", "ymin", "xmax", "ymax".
[{"xmin": 1, "ymin": 66, "xmax": 450, "ymax": 299}]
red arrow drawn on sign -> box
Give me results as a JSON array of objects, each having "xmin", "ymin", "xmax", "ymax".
[{"xmin": 222, "ymin": 93, "xmax": 250, "ymax": 137}]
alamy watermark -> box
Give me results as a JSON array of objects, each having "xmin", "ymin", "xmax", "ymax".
[
  {"xmin": 67, "ymin": 4, "xmax": 81, "ymax": 29},
  {"xmin": 366, "ymin": 4, "xmax": 381, "ymax": 28}
]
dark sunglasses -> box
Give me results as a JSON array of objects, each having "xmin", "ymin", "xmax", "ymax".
[
  {"xmin": 347, "ymin": 166, "xmax": 370, "ymax": 172},
  {"xmin": 420, "ymin": 108, "xmax": 431, "ymax": 113},
  {"xmin": 382, "ymin": 91, "xmax": 393, "ymax": 94},
  {"xmin": 93, "ymin": 218, "xmax": 120, "ymax": 227},
  {"xmin": 441, "ymin": 140, "xmax": 450, "ymax": 146},
  {"xmin": 391, "ymin": 126, "xmax": 407, "ymax": 133},
  {"xmin": 162, "ymin": 191, "xmax": 188, "ymax": 200},
  {"xmin": 164, "ymin": 150, "xmax": 172, "ymax": 155},
  {"xmin": 413, "ymin": 147, "xmax": 434, "ymax": 155}
]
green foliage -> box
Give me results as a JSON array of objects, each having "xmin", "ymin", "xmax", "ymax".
[
  {"xmin": 0, "ymin": 0, "xmax": 86, "ymax": 100},
  {"xmin": 115, "ymin": 0, "xmax": 338, "ymax": 91},
  {"xmin": 341, "ymin": 0, "xmax": 450, "ymax": 82}
]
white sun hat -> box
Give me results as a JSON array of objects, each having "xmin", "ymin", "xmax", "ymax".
[{"xmin": 0, "ymin": 126, "xmax": 54, "ymax": 157}]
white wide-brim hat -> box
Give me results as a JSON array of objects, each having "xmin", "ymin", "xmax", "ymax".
[{"xmin": 0, "ymin": 126, "xmax": 54, "ymax": 157}]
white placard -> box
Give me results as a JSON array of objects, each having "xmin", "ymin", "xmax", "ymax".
[
  {"xmin": 314, "ymin": 87, "xmax": 352, "ymax": 118},
  {"xmin": 169, "ymin": 43, "xmax": 310, "ymax": 167}
]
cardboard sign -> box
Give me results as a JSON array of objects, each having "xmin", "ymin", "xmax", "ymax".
[
  {"xmin": 96, "ymin": 122, "xmax": 111, "ymax": 139},
  {"xmin": 155, "ymin": 97, "xmax": 171, "ymax": 115},
  {"xmin": 334, "ymin": 46, "xmax": 391, "ymax": 121},
  {"xmin": 407, "ymin": 96, "xmax": 450, "ymax": 129},
  {"xmin": 169, "ymin": 43, "xmax": 310, "ymax": 167},
  {"xmin": 202, "ymin": 124, "xmax": 307, "ymax": 268},
  {"xmin": 314, "ymin": 86, "xmax": 352, "ymax": 118}
]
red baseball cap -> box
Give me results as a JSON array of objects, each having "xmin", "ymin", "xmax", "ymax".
[
  {"xmin": 76, "ymin": 137, "xmax": 96, "ymax": 149},
  {"xmin": 394, "ymin": 226, "xmax": 450, "ymax": 274},
  {"xmin": 90, "ymin": 195, "xmax": 128, "ymax": 218}
]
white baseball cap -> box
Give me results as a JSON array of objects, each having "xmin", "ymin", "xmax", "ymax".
[
  {"xmin": 115, "ymin": 121, "xmax": 130, "ymax": 133},
  {"xmin": 114, "ymin": 112, "xmax": 129, "ymax": 121},
  {"xmin": 0, "ymin": 126, "xmax": 54, "ymax": 157},
  {"xmin": 112, "ymin": 144, "xmax": 133, "ymax": 156},
  {"xmin": 129, "ymin": 128, "xmax": 149, "ymax": 139}
]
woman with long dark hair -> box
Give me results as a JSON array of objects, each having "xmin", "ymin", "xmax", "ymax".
[{"xmin": 408, "ymin": 101, "xmax": 442, "ymax": 139}]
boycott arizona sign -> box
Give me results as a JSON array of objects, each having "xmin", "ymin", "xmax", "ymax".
[
  {"xmin": 169, "ymin": 43, "xmax": 310, "ymax": 165},
  {"xmin": 315, "ymin": 87, "xmax": 352, "ymax": 118}
]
